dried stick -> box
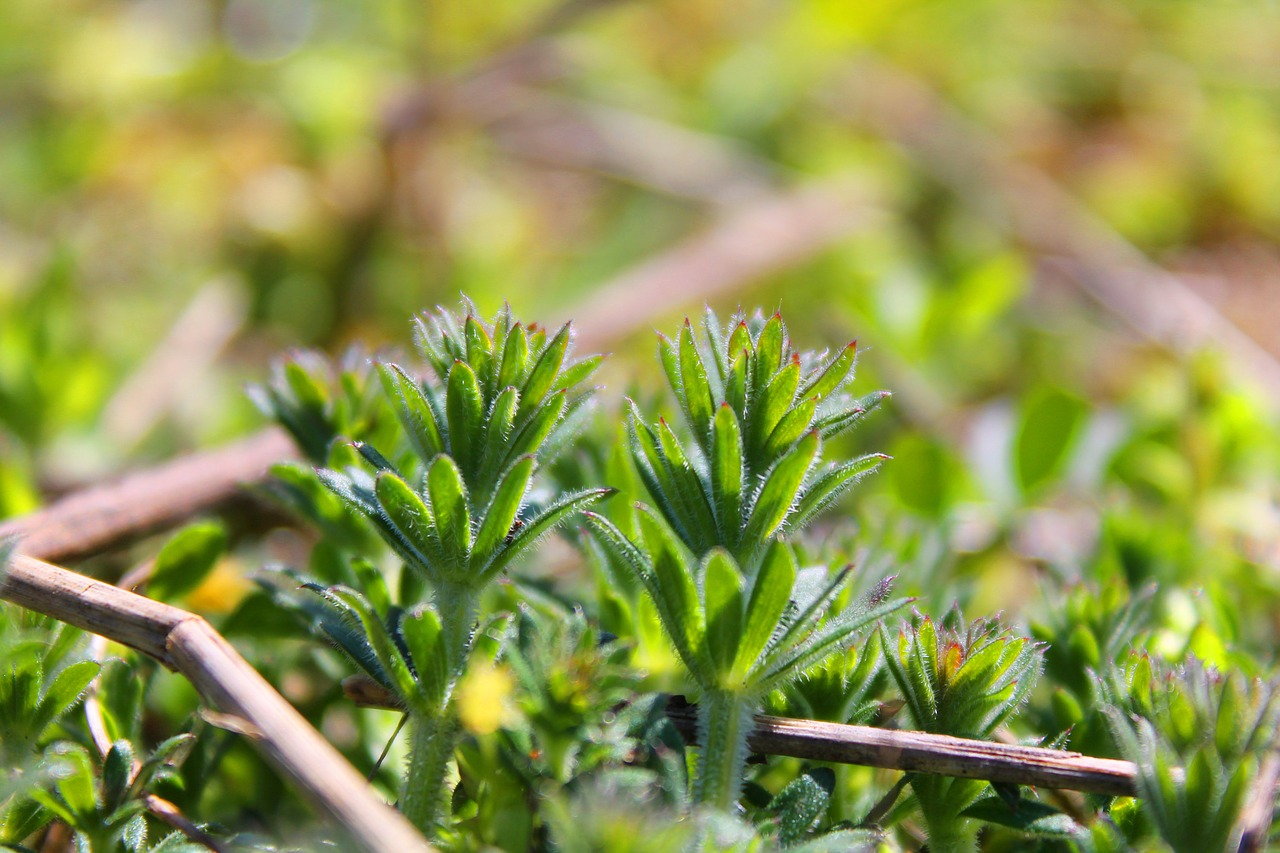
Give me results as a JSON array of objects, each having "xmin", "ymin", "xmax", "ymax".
[
  {"xmin": 341, "ymin": 676, "xmax": 1136, "ymax": 797},
  {"xmin": 0, "ymin": 428, "xmax": 296, "ymax": 564},
  {"xmin": 567, "ymin": 180, "xmax": 885, "ymax": 352},
  {"xmin": 1236, "ymin": 751, "xmax": 1280, "ymax": 852},
  {"xmin": 835, "ymin": 57, "xmax": 1280, "ymax": 405},
  {"xmin": 0, "ymin": 553, "xmax": 432, "ymax": 853}
]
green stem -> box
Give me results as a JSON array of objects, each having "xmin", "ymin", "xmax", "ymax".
[
  {"xmin": 397, "ymin": 580, "xmax": 478, "ymax": 835},
  {"xmin": 399, "ymin": 710, "xmax": 458, "ymax": 835},
  {"xmin": 693, "ymin": 689, "xmax": 756, "ymax": 811},
  {"xmin": 436, "ymin": 580, "xmax": 478, "ymax": 681},
  {"xmin": 914, "ymin": 777, "xmax": 981, "ymax": 853}
]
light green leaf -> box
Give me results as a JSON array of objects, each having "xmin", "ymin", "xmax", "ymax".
[
  {"xmin": 446, "ymin": 361, "xmax": 484, "ymax": 475},
  {"xmin": 741, "ymin": 431, "xmax": 819, "ymax": 548},
  {"xmin": 519, "ymin": 321, "xmax": 571, "ymax": 418},
  {"xmin": 473, "ymin": 456, "xmax": 535, "ymax": 561},
  {"xmin": 734, "ymin": 539, "xmax": 795, "ymax": 679},
  {"xmin": 701, "ymin": 549, "xmax": 744, "ymax": 680},
  {"xmin": 147, "ymin": 522, "xmax": 226, "ymax": 602},
  {"xmin": 801, "ymin": 340, "xmax": 858, "ymax": 401},
  {"xmin": 427, "ymin": 455, "xmax": 472, "ymax": 566},
  {"xmin": 710, "ymin": 405, "xmax": 744, "ymax": 545},
  {"xmin": 378, "ymin": 363, "xmax": 444, "ymax": 460},
  {"xmin": 678, "ymin": 322, "xmax": 715, "ymax": 444}
]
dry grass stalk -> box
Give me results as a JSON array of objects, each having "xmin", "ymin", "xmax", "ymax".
[{"xmin": 0, "ymin": 553, "xmax": 431, "ymax": 853}]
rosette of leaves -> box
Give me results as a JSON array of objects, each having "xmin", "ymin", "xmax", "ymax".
[
  {"xmin": 29, "ymin": 737, "xmax": 201, "ymax": 853},
  {"xmin": 629, "ymin": 308, "xmax": 888, "ymax": 568},
  {"xmin": 1102, "ymin": 655, "xmax": 1280, "ymax": 853},
  {"xmin": 588, "ymin": 512, "xmax": 908, "ymax": 810},
  {"xmin": 275, "ymin": 302, "xmax": 611, "ymax": 834},
  {"xmin": 1029, "ymin": 580, "xmax": 1155, "ymax": 755},
  {"xmin": 881, "ymin": 610, "xmax": 1045, "ymax": 853}
]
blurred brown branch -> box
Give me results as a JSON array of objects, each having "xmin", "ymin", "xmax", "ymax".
[{"xmin": 833, "ymin": 56, "xmax": 1280, "ymax": 406}]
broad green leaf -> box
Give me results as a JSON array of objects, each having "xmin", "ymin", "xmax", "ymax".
[
  {"xmin": 701, "ymin": 549, "xmax": 744, "ymax": 680},
  {"xmin": 473, "ymin": 456, "xmax": 535, "ymax": 560},
  {"xmin": 147, "ymin": 522, "xmax": 226, "ymax": 602},
  {"xmin": 961, "ymin": 797, "xmax": 1082, "ymax": 838},
  {"xmin": 1014, "ymin": 386, "xmax": 1088, "ymax": 497},
  {"xmin": 427, "ymin": 455, "xmax": 472, "ymax": 566},
  {"xmin": 655, "ymin": 418, "xmax": 717, "ymax": 551}
]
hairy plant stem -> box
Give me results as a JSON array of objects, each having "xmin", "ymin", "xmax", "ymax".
[
  {"xmin": 693, "ymin": 689, "xmax": 757, "ymax": 810},
  {"xmin": 399, "ymin": 580, "xmax": 478, "ymax": 834},
  {"xmin": 914, "ymin": 776, "xmax": 982, "ymax": 853},
  {"xmin": 400, "ymin": 708, "xmax": 458, "ymax": 834}
]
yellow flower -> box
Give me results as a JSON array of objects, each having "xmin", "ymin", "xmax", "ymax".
[{"xmin": 456, "ymin": 664, "xmax": 518, "ymax": 735}]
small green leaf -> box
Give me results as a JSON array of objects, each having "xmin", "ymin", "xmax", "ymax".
[
  {"xmin": 36, "ymin": 660, "xmax": 101, "ymax": 733},
  {"xmin": 762, "ymin": 395, "xmax": 817, "ymax": 460},
  {"xmin": 446, "ymin": 361, "xmax": 485, "ymax": 475},
  {"xmin": 473, "ymin": 456, "xmax": 535, "ymax": 561},
  {"xmin": 769, "ymin": 769, "xmax": 833, "ymax": 846},
  {"xmin": 734, "ymin": 540, "xmax": 795, "ymax": 679},
  {"xmin": 701, "ymin": 550, "xmax": 744, "ymax": 680},
  {"xmin": 498, "ymin": 323, "xmax": 530, "ymax": 389},
  {"xmin": 464, "ymin": 314, "xmax": 494, "ymax": 383},
  {"xmin": 755, "ymin": 313, "xmax": 784, "ymax": 375},
  {"xmin": 102, "ymin": 740, "xmax": 134, "ymax": 810},
  {"xmin": 519, "ymin": 321, "xmax": 571, "ymax": 418},
  {"xmin": 742, "ymin": 431, "xmax": 820, "ymax": 548},
  {"xmin": 480, "ymin": 488, "xmax": 612, "ymax": 582},
  {"xmin": 427, "ymin": 455, "xmax": 472, "ymax": 566},
  {"xmin": 801, "ymin": 340, "xmax": 858, "ymax": 401},
  {"xmin": 400, "ymin": 606, "xmax": 449, "ymax": 706},
  {"xmin": 379, "ymin": 363, "xmax": 445, "ymax": 460},
  {"xmin": 555, "ymin": 354, "xmax": 605, "ymax": 392},
  {"xmin": 1014, "ymin": 386, "xmax": 1088, "ymax": 496},
  {"xmin": 961, "ymin": 796, "xmax": 1083, "ymax": 838},
  {"xmin": 148, "ymin": 522, "xmax": 226, "ymax": 602},
  {"xmin": 327, "ymin": 586, "xmax": 424, "ymax": 713},
  {"xmin": 749, "ymin": 358, "xmax": 800, "ymax": 455},
  {"xmin": 710, "ymin": 405, "xmax": 744, "ymax": 545},
  {"xmin": 53, "ymin": 744, "xmax": 97, "ymax": 817},
  {"xmin": 374, "ymin": 471, "xmax": 442, "ymax": 573},
  {"xmin": 678, "ymin": 321, "xmax": 715, "ymax": 445},
  {"xmin": 478, "ymin": 385, "xmax": 519, "ymax": 486},
  {"xmin": 637, "ymin": 508, "xmax": 704, "ymax": 674}
]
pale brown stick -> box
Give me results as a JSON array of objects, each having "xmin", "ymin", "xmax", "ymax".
[
  {"xmin": 0, "ymin": 554, "xmax": 432, "ymax": 853},
  {"xmin": 0, "ymin": 428, "xmax": 296, "ymax": 564},
  {"xmin": 341, "ymin": 676, "xmax": 1136, "ymax": 797},
  {"xmin": 1236, "ymin": 751, "xmax": 1280, "ymax": 852},
  {"xmin": 836, "ymin": 57, "xmax": 1280, "ymax": 405},
  {"xmin": 567, "ymin": 180, "xmax": 884, "ymax": 352}
]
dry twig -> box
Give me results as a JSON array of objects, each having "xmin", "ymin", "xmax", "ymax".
[{"xmin": 0, "ymin": 553, "xmax": 431, "ymax": 853}]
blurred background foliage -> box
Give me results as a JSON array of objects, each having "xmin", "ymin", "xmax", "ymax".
[{"xmin": 3, "ymin": 0, "xmax": 1280, "ymax": 846}]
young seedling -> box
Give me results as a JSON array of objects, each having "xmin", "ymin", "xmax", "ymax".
[
  {"xmin": 1102, "ymin": 655, "xmax": 1280, "ymax": 853},
  {"xmin": 881, "ymin": 610, "xmax": 1045, "ymax": 853},
  {"xmin": 263, "ymin": 300, "xmax": 611, "ymax": 833},
  {"xmin": 590, "ymin": 309, "xmax": 905, "ymax": 812},
  {"xmin": 630, "ymin": 308, "xmax": 889, "ymax": 568}
]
